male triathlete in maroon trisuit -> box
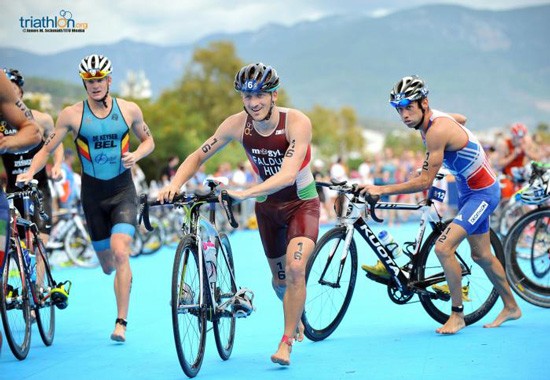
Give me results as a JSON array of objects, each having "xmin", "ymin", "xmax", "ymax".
[{"xmin": 158, "ymin": 63, "xmax": 320, "ymax": 366}]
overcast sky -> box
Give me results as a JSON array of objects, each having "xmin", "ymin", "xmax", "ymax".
[{"xmin": 3, "ymin": 0, "xmax": 549, "ymax": 54}]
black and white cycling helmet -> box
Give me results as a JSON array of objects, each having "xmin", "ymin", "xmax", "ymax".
[
  {"xmin": 234, "ymin": 63, "xmax": 280, "ymax": 93},
  {"xmin": 79, "ymin": 54, "xmax": 112, "ymax": 80},
  {"xmin": 390, "ymin": 75, "xmax": 429, "ymax": 108},
  {"xmin": 3, "ymin": 68, "xmax": 24, "ymax": 87},
  {"xmin": 517, "ymin": 163, "xmax": 550, "ymax": 205}
]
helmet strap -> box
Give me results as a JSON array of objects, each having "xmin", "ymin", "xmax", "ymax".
[
  {"xmin": 263, "ymin": 98, "xmax": 275, "ymax": 121},
  {"xmin": 413, "ymin": 100, "xmax": 426, "ymax": 130},
  {"xmin": 101, "ymin": 84, "xmax": 110, "ymax": 108}
]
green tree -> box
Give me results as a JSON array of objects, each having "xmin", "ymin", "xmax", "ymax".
[
  {"xmin": 308, "ymin": 105, "xmax": 364, "ymax": 160},
  {"xmin": 384, "ymin": 130, "xmax": 424, "ymax": 155}
]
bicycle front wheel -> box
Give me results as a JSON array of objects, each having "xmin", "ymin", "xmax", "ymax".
[
  {"xmin": 213, "ymin": 233, "xmax": 236, "ymax": 360},
  {"xmin": 416, "ymin": 224, "xmax": 503, "ymax": 325},
  {"xmin": 504, "ymin": 207, "xmax": 550, "ymax": 307},
  {"xmin": 0, "ymin": 244, "xmax": 31, "ymax": 360},
  {"xmin": 34, "ymin": 238, "xmax": 56, "ymax": 346},
  {"xmin": 172, "ymin": 236, "xmax": 206, "ymax": 378},
  {"xmin": 302, "ymin": 226, "xmax": 358, "ymax": 342}
]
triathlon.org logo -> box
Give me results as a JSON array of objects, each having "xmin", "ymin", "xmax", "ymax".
[{"xmin": 19, "ymin": 10, "xmax": 88, "ymax": 33}]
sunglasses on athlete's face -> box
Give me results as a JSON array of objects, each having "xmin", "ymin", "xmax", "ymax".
[
  {"xmin": 390, "ymin": 98, "xmax": 412, "ymax": 108},
  {"xmin": 80, "ymin": 70, "xmax": 108, "ymax": 80}
]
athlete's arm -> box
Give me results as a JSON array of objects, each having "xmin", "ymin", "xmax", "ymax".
[
  {"xmin": 0, "ymin": 73, "xmax": 41, "ymax": 154},
  {"xmin": 35, "ymin": 110, "xmax": 65, "ymax": 179},
  {"xmin": 120, "ymin": 101, "xmax": 155, "ymax": 169},
  {"xmin": 495, "ymin": 138, "xmax": 517, "ymax": 171},
  {"xmin": 16, "ymin": 107, "xmax": 74, "ymax": 184},
  {"xmin": 157, "ymin": 113, "xmax": 240, "ymax": 202},
  {"xmin": 449, "ymin": 113, "xmax": 467, "ymax": 125},
  {"xmin": 230, "ymin": 110, "xmax": 313, "ymax": 200}
]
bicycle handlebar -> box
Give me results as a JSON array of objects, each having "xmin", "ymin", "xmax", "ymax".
[
  {"xmin": 138, "ymin": 189, "xmax": 239, "ymax": 232},
  {"xmin": 8, "ymin": 179, "xmax": 49, "ymax": 222},
  {"xmin": 316, "ymin": 180, "xmax": 383, "ymax": 223}
]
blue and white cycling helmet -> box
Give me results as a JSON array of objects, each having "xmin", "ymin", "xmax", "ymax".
[
  {"xmin": 3, "ymin": 68, "xmax": 24, "ymax": 87},
  {"xmin": 390, "ymin": 75, "xmax": 429, "ymax": 108},
  {"xmin": 234, "ymin": 63, "xmax": 280, "ymax": 93}
]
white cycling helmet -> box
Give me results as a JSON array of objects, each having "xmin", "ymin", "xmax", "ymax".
[
  {"xmin": 231, "ymin": 288, "xmax": 255, "ymax": 318},
  {"xmin": 79, "ymin": 54, "xmax": 112, "ymax": 80},
  {"xmin": 517, "ymin": 163, "xmax": 550, "ymax": 205}
]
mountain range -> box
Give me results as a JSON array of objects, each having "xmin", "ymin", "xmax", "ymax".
[{"xmin": 2, "ymin": 4, "xmax": 549, "ymax": 130}]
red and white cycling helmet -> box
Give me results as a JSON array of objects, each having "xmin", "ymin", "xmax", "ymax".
[{"xmin": 510, "ymin": 122, "xmax": 528, "ymax": 138}]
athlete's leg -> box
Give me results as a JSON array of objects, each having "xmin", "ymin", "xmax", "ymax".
[
  {"xmin": 109, "ymin": 232, "xmax": 133, "ymax": 342},
  {"xmin": 467, "ymin": 233, "xmax": 521, "ymax": 328},
  {"xmin": 270, "ymin": 236, "xmax": 315, "ymax": 365},
  {"xmin": 433, "ymin": 222, "xmax": 468, "ymax": 334},
  {"xmin": 267, "ymin": 255, "xmax": 305, "ymax": 341},
  {"xmin": 94, "ymin": 239, "xmax": 115, "ymax": 275}
]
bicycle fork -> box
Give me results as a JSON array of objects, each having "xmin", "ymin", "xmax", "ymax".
[{"xmin": 319, "ymin": 226, "xmax": 355, "ymax": 288}]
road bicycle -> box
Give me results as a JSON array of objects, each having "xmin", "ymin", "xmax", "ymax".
[
  {"xmin": 46, "ymin": 203, "xmax": 98, "ymax": 268},
  {"xmin": 138, "ymin": 178, "xmax": 254, "ymax": 378},
  {"xmin": 503, "ymin": 161, "xmax": 550, "ymax": 308},
  {"xmin": 0, "ymin": 180, "xmax": 71, "ymax": 360},
  {"xmin": 302, "ymin": 175, "xmax": 504, "ymax": 341}
]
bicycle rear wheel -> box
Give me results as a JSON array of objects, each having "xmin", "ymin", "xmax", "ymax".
[
  {"xmin": 213, "ymin": 233, "xmax": 236, "ymax": 360},
  {"xmin": 504, "ymin": 207, "xmax": 550, "ymax": 307},
  {"xmin": 64, "ymin": 224, "xmax": 98, "ymax": 268},
  {"xmin": 302, "ymin": 226, "xmax": 358, "ymax": 341},
  {"xmin": 416, "ymin": 224, "xmax": 503, "ymax": 325},
  {"xmin": 172, "ymin": 236, "xmax": 206, "ymax": 378},
  {"xmin": 34, "ymin": 238, "xmax": 56, "ymax": 346},
  {"xmin": 0, "ymin": 243, "xmax": 31, "ymax": 360}
]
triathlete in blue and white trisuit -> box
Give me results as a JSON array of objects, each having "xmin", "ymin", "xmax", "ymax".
[{"xmin": 359, "ymin": 75, "xmax": 521, "ymax": 335}]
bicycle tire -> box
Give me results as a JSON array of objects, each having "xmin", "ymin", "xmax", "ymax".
[
  {"xmin": 172, "ymin": 236, "xmax": 206, "ymax": 378},
  {"xmin": 498, "ymin": 201, "xmax": 529, "ymax": 237},
  {"xmin": 64, "ymin": 224, "xmax": 98, "ymax": 268},
  {"xmin": 34, "ymin": 238, "xmax": 56, "ymax": 346},
  {"xmin": 504, "ymin": 207, "xmax": 550, "ymax": 307},
  {"xmin": 302, "ymin": 226, "xmax": 358, "ymax": 341},
  {"xmin": 416, "ymin": 223, "xmax": 503, "ymax": 325},
  {"xmin": 213, "ymin": 233, "xmax": 236, "ymax": 360},
  {"xmin": 0, "ymin": 243, "xmax": 31, "ymax": 360},
  {"xmin": 130, "ymin": 231, "xmax": 144, "ymax": 257},
  {"xmin": 141, "ymin": 215, "xmax": 165, "ymax": 255}
]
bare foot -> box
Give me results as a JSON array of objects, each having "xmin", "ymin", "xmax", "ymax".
[
  {"xmin": 484, "ymin": 307, "xmax": 522, "ymax": 328},
  {"xmin": 294, "ymin": 321, "xmax": 305, "ymax": 342},
  {"xmin": 270, "ymin": 336, "xmax": 292, "ymax": 366},
  {"xmin": 110, "ymin": 319, "xmax": 127, "ymax": 342},
  {"xmin": 436, "ymin": 313, "xmax": 466, "ymax": 335}
]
